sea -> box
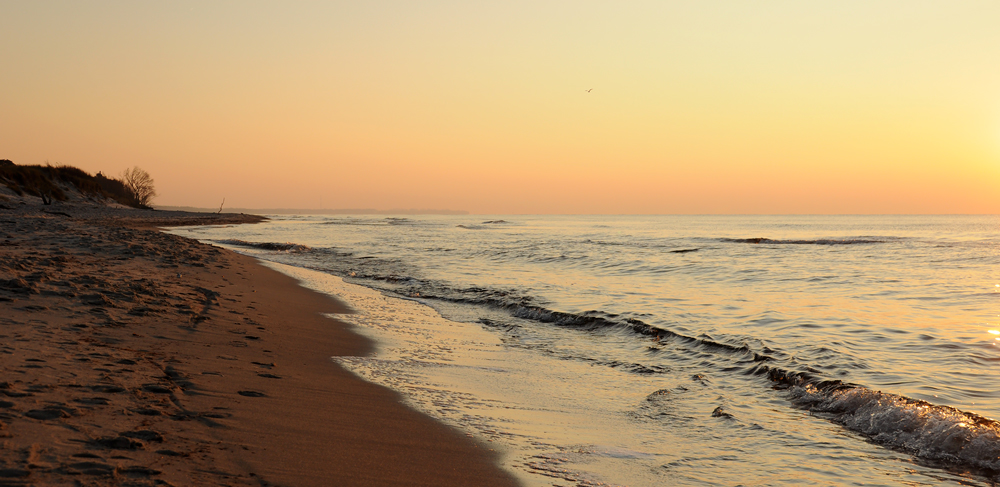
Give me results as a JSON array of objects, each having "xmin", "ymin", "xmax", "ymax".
[{"xmin": 168, "ymin": 215, "xmax": 1000, "ymax": 486}]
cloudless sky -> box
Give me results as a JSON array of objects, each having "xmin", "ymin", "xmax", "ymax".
[{"xmin": 2, "ymin": 1, "xmax": 999, "ymax": 213}]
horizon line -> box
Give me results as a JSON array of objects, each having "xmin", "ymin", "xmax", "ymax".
[{"xmin": 156, "ymin": 206, "xmax": 999, "ymax": 217}]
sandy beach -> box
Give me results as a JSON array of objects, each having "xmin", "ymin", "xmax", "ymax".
[{"xmin": 0, "ymin": 201, "xmax": 519, "ymax": 486}]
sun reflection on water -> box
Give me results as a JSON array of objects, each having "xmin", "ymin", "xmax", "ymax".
[{"xmin": 989, "ymin": 284, "xmax": 998, "ymax": 343}]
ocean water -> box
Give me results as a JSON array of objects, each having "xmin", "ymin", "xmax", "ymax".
[{"xmin": 170, "ymin": 215, "xmax": 1000, "ymax": 486}]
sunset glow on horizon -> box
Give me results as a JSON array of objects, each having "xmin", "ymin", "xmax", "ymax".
[{"xmin": 2, "ymin": 1, "xmax": 999, "ymax": 214}]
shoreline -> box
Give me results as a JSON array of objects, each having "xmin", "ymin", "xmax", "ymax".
[
  {"xmin": 169, "ymin": 213, "xmax": 1000, "ymax": 487},
  {"xmin": 0, "ymin": 204, "xmax": 519, "ymax": 486}
]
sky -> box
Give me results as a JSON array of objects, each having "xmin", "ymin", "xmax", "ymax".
[{"xmin": 2, "ymin": 1, "xmax": 999, "ymax": 214}]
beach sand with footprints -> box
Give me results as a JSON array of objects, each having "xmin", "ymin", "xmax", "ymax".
[{"xmin": 0, "ymin": 200, "xmax": 517, "ymax": 486}]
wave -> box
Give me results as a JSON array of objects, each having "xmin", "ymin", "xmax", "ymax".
[
  {"xmin": 757, "ymin": 365, "xmax": 1000, "ymax": 474},
  {"xmin": 720, "ymin": 237, "xmax": 887, "ymax": 245},
  {"xmin": 457, "ymin": 220, "xmax": 511, "ymax": 230},
  {"xmin": 370, "ymin": 274, "xmax": 1000, "ymax": 475},
  {"xmin": 319, "ymin": 217, "xmax": 421, "ymax": 226},
  {"xmin": 581, "ymin": 239, "xmax": 699, "ymax": 253},
  {"xmin": 234, "ymin": 244, "xmax": 999, "ymax": 478},
  {"xmin": 418, "ymin": 282, "xmax": 1000, "ymax": 474},
  {"xmin": 322, "ymin": 220, "xmax": 384, "ymax": 226},
  {"xmin": 213, "ymin": 239, "xmax": 310, "ymax": 252}
]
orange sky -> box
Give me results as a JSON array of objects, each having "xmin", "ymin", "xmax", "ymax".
[{"xmin": 2, "ymin": 1, "xmax": 999, "ymax": 214}]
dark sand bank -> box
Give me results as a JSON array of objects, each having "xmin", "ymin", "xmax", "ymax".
[{"xmin": 0, "ymin": 204, "xmax": 518, "ymax": 486}]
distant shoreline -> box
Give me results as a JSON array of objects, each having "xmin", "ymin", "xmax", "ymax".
[{"xmin": 158, "ymin": 205, "xmax": 469, "ymax": 215}]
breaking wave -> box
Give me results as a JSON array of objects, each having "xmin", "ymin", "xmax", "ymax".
[
  {"xmin": 762, "ymin": 367, "xmax": 1000, "ymax": 475},
  {"xmin": 720, "ymin": 237, "xmax": 887, "ymax": 245},
  {"xmin": 213, "ymin": 239, "xmax": 310, "ymax": 252}
]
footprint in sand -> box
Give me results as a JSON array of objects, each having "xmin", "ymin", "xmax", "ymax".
[
  {"xmin": 90, "ymin": 385, "xmax": 125, "ymax": 394},
  {"xmin": 25, "ymin": 407, "xmax": 74, "ymax": 420},
  {"xmin": 73, "ymin": 397, "xmax": 111, "ymax": 406},
  {"xmin": 130, "ymin": 408, "xmax": 165, "ymax": 416},
  {"xmin": 92, "ymin": 436, "xmax": 144, "ymax": 450},
  {"xmin": 155, "ymin": 449, "xmax": 186, "ymax": 457},
  {"xmin": 70, "ymin": 453, "xmax": 103, "ymax": 459},
  {"xmin": 120, "ymin": 466, "xmax": 163, "ymax": 478},
  {"xmin": 141, "ymin": 384, "xmax": 172, "ymax": 394},
  {"xmin": 120, "ymin": 430, "xmax": 164, "ymax": 442},
  {"xmin": 0, "ymin": 466, "xmax": 31, "ymax": 479},
  {"xmin": 64, "ymin": 461, "xmax": 116, "ymax": 476}
]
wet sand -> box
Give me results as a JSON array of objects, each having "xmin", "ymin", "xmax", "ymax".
[{"xmin": 0, "ymin": 203, "xmax": 518, "ymax": 486}]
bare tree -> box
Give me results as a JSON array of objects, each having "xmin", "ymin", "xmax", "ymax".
[{"xmin": 121, "ymin": 166, "xmax": 157, "ymax": 208}]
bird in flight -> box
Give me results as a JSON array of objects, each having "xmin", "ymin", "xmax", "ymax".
[{"xmin": 585, "ymin": 88, "xmax": 593, "ymax": 92}]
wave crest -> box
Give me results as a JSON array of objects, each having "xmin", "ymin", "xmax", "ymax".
[
  {"xmin": 788, "ymin": 383, "xmax": 1000, "ymax": 473},
  {"xmin": 721, "ymin": 237, "xmax": 886, "ymax": 245},
  {"xmin": 214, "ymin": 239, "xmax": 310, "ymax": 252}
]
